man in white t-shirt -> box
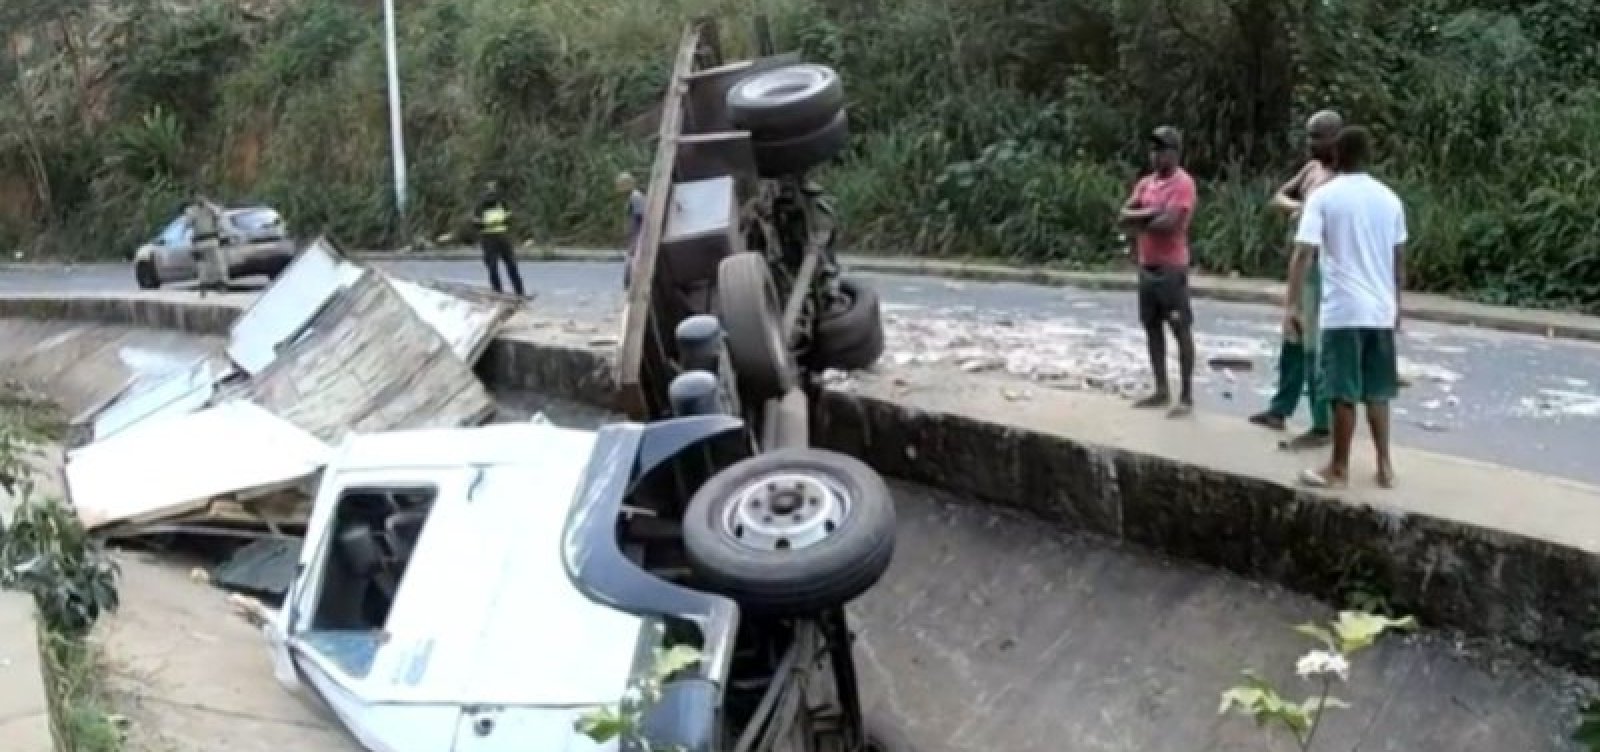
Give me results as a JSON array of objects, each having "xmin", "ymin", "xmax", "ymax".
[{"xmin": 1287, "ymin": 126, "xmax": 1407, "ymax": 490}]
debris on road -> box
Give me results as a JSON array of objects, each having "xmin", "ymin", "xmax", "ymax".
[
  {"xmin": 62, "ymin": 237, "xmax": 517, "ymax": 539},
  {"xmin": 1207, "ymin": 355, "xmax": 1254, "ymax": 371}
]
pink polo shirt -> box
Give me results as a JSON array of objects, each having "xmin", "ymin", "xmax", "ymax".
[{"xmin": 1131, "ymin": 168, "xmax": 1197, "ymax": 267}]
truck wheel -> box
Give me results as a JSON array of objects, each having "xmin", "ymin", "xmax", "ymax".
[
  {"xmin": 726, "ymin": 63, "xmax": 844, "ymax": 139},
  {"xmin": 812, "ymin": 279, "xmax": 885, "ymax": 371},
  {"xmin": 751, "ymin": 111, "xmax": 851, "ymax": 178},
  {"xmin": 683, "ymin": 448, "xmax": 896, "ymax": 615},
  {"xmin": 716, "ymin": 252, "xmax": 798, "ymax": 400},
  {"xmin": 135, "ymin": 260, "xmax": 161, "ymax": 290}
]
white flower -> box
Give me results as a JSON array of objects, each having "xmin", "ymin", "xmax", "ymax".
[{"xmin": 1295, "ymin": 649, "xmax": 1350, "ymax": 681}]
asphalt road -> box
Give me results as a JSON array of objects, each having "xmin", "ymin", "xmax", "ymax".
[{"xmin": 6, "ymin": 259, "xmax": 1600, "ymax": 485}]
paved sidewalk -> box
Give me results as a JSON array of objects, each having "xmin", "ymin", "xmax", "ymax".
[{"xmin": 0, "ymin": 592, "xmax": 51, "ymax": 752}]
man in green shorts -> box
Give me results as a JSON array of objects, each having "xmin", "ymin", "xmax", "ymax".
[
  {"xmin": 1249, "ymin": 110, "xmax": 1342, "ymax": 450},
  {"xmin": 1289, "ymin": 126, "xmax": 1407, "ymax": 489}
]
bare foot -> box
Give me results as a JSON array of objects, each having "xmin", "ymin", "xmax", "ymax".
[
  {"xmin": 1376, "ymin": 466, "xmax": 1396, "ymax": 489},
  {"xmin": 1132, "ymin": 392, "xmax": 1171, "ymax": 409}
]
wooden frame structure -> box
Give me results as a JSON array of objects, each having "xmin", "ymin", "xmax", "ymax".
[{"xmin": 612, "ymin": 18, "xmax": 800, "ymax": 421}]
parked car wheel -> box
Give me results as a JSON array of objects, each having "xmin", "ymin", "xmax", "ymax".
[
  {"xmin": 751, "ymin": 110, "xmax": 850, "ymax": 178},
  {"xmin": 726, "ymin": 63, "xmax": 844, "ymax": 139},
  {"xmin": 683, "ymin": 448, "xmax": 896, "ymax": 615},
  {"xmin": 716, "ymin": 252, "xmax": 798, "ymax": 400},
  {"xmin": 134, "ymin": 260, "xmax": 160, "ymax": 290},
  {"xmin": 812, "ymin": 278, "xmax": 885, "ymax": 371}
]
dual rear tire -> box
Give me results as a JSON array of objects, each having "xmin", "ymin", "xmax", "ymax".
[{"xmin": 727, "ymin": 64, "xmax": 851, "ymax": 178}]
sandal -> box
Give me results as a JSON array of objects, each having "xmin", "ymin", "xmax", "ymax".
[{"xmin": 1298, "ymin": 468, "xmax": 1348, "ymax": 490}]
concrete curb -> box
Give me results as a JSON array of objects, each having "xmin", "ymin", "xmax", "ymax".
[
  {"xmin": 354, "ymin": 248, "xmax": 1600, "ymax": 344},
  {"xmin": 4, "ymin": 293, "xmax": 1600, "ymax": 677},
  {"xmin": 0, "ymin": 593, "xmax": 50, "ymax": 752}
]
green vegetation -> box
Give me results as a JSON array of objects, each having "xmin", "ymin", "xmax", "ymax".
[
  {"xmin": 0, "ymin": 384, "xmax": 123, "ymax": 752},
  {"xmin": 1, "ymin": 0, "xmax": 1597, "ymax": 310}
]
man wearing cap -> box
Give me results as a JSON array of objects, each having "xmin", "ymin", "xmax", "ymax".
[
  {"xmin": 1250, "ymin": 109, "xmax": 1344, "ymax": 450},
  {"xmin": 1119, "ymin": 125, "xmax": 1199, "ymax": 417}
]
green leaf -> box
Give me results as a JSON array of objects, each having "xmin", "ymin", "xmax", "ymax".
[
  {"xmin": 1301, "ymin": 695, "xmax": 1352, "ymax": 716},
  {"xmin": 1218, "ymin": 687, "xmax": 1265, "ymax": 715},
  {"xmin": 1293, "ymin": 623, "xmax": 1338, "ymax": 649},
  {"xmin": 1332, "ymin": 611, "xmax": 1417, "ymax": 653},
  {"xmin": 574, "ymin": 707, "xmax": 627, "ymax": 743},
  {"xmin": 649, "ymin": 644, "xmax": 703, "ymax": 682}
]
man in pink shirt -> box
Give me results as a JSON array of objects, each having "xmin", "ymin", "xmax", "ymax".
[{"xmin": 1119, "ymin": 125, "xmax": 1199, "ymax": 417}]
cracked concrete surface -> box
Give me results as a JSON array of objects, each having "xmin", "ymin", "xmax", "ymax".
[{"xmin": 97, "ymin": 553, "xmax": 358, "ymax": 752}]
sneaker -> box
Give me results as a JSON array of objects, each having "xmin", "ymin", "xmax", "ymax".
[
  {"xmin": 1279, "ymin": 430, "xmax": 1332, "ymax": 452},
  {"xmin": 1249, "ymin": 411, "xmax": 1287, "ymax": 431}
]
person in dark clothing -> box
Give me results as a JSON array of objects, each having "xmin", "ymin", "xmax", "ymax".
[{"xmin": 474, "ymin": 181, "xmax": 525, "ymax": 296}]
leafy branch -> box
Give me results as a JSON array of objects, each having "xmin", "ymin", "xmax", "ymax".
[
  {"xmin": 575, "ymin": 641, "xmax": 704, "ymax": 751},
  {"xmin": 1219, "ymin": 611, "xmax": 1417, "ymax": 750}
]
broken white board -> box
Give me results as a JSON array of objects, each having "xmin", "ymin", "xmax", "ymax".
[
  {"xmin": 88, "ymin": 356, "xmax": 230, "ymax": 443},
  {"xmin": 245, "ymin": 272, "xmax": 496, "ymax": 442},
  {"xmin": 65, "ymin": 400, "xmax": 330, "ymax": 532},
  {"xmin": 386, "ymin": 276, "xmax": 514, "ymax": 364},
  {"xmin": 227, "ymin": 237, "xmax": 364, "ymax": 376}
]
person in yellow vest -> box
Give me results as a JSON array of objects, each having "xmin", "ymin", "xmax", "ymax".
[{"xmin": 473, "ymin": 181, "xmax": 525, "ymax": 296}]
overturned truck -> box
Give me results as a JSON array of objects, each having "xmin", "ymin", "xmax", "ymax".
[{"xmin": 265, "ymin": 17, "xmax": 901, "ymax": 752}]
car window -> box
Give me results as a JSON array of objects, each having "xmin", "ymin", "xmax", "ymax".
[
  {"xmin": 157, "ymin": 215, "xmax": 192, "ymax": 247},
  {"xmin": 229, "ymin": 208, "xmax": 282, "ymax": 235}
]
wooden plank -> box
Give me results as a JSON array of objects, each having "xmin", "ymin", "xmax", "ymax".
[{"xmin": 616, "ymin": 23, "xmax": 704, "ymax": 420}]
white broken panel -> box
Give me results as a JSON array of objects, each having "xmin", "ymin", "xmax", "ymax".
[
  {"xmin": 227, "ymin": 237, "xmax": 364, "ymax": 376},
  {"xmin": 664, "ymin": 175, "xmax": 736, "ymax": 244},
  {"xmin": 90, "ymin": 356, "xmax": 230, "ymax": 442},
  {"xmin": 386, "ymin": 276, "xmax": 512, "ymax": 364},
  {"xmin": 66, "ymin": 400, "xmax": 330, "ymax": 532},
  {"xmin": 245, "ymin": 272, "xmax": 495, "ymax": 442}
]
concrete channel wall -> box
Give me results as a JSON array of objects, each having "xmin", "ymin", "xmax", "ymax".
[{"xmin": 5, "ymin": 292, "xmax": 1600, "ymax": 678}]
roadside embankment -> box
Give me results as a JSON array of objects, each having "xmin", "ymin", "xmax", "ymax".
[{"xmin": 4, "ymin": 290, "xmax": 1600, "ymax": 679}]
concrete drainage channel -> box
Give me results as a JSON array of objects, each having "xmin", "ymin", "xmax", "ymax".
[{"xmin": 2, "ymin": 291, "xmax": 1600, "ymax": 750}]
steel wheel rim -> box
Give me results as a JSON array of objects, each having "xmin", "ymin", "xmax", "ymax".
[
  {"xmin": 721, "ymin": 472, "xmax": 851, "ymax": 552},
  {"xmin": 737, "ymin": 65, "xmax": 828, "ymax": 106}
]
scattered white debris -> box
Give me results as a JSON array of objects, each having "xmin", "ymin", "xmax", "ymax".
[
  {"xmin": 1516, "ymin": 389, "xmax": 1600, "ymax": 418},
  {"xmin": 1398, "ymin": 358, "xmax": 1462, "ymax": 384}
]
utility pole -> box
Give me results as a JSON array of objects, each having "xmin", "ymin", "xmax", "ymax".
[{"xmin": 381, "ymin": 0, "xmax": 409, "ymax": 239}]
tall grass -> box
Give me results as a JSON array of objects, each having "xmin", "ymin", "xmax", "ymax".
[{"xmin": 1, "ymin": 0, "xmax": 1597, "ymax": 310}]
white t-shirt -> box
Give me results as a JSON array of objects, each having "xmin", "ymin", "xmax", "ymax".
[{"xmin": 1294, "ymin": 173, "xmax": 1408, "ymax": 329}]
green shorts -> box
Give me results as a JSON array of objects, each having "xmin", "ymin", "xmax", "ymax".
[
  {"xmin": 1299, "ymin": 259, "xmax": 1321, "ymax": 344},
  {"xmin": 1320, "ymin": 328, "xmax": 1398, "ymax": 404}
]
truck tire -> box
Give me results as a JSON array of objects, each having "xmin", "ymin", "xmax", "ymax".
[
  {"xmin": 683, "ymin": 448, "xmax": 896, "ymax": 616},
  {"xmin": 716, "ymin": 252, "xmax": 798, "ymax": 400},
  {"xmin": 135, "ymin": 260, "xmax": 161, "ymax": 290},
  {"xmin": 812, "ymin": 278, "xmax": 885, "ymax": 371},
  {"xmin": 751, "ymin": 111, "xmax": 851, "ymax": 178},
  {"xmin": 726, "ymin": 63, "xmax": 844, "ymax": 139}
]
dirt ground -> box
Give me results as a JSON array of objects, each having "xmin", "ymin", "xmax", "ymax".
[{"xmin": 94, "ymin": 552, "xmax": 358, "ymax": 752}]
